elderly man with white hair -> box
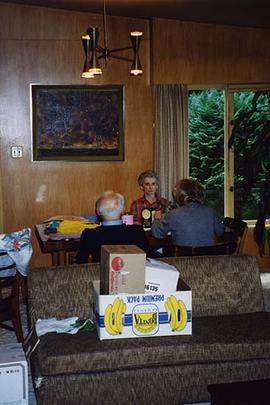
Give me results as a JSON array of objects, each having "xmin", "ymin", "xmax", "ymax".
[{"xmin": 77, "ymin": 191, "xmax": 148, "ymax": 263}]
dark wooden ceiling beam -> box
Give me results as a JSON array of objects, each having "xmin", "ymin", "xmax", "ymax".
[{"xmin": 1, "ymin": 0, "xmax": 270, "ymax": 30}]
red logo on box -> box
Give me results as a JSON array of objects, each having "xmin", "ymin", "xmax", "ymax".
[{"xmin": 111, "ymin": 256, "xmax": 123, "ymax": 271}]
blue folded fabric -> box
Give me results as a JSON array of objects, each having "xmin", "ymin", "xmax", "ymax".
[{"xmin": 0, "ymin": 227, "xmax": 33, "ymax": 276}]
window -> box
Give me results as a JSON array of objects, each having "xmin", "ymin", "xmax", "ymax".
[
  {"xmin": 189, "ymin": 89, "xmax": 224, "ymax": 219},
  {"xmin": 230, "ymin": 89, "xmax": 270, "ymax": 220},
  {"xmin": 188, "ymin": 85, "xmax": 270, "ymax": 221}
]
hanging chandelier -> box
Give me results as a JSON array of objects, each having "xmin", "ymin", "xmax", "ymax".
[{"xmin": 81, "ymin": 0, "xmax": 143, "ymax": 78}]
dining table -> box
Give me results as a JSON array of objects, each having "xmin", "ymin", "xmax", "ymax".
[
  {"xmin": 35, "ymin": 224, "xmax": 81, "ymax": 266},
  {"xmin": 35, "ymin": 223, "xmax": 173, "ymax": 266}
]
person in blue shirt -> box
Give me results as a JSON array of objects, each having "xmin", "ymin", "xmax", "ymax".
[
  {"xmin": 77, "ymin": 191, "xmax": 148, "ymax": 263},
  {"xmin": 151, "ymin": 178, "xmax": 224, "ymax": 247}
]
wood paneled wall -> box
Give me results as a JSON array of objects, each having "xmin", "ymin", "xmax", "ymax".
[
  {"xmin": 152, "ymin": 18, "xmax": 270, "ymax": 84},
  {"xmin": 0, "ymin": 2, "xmax": 152, "ymax": 266}
]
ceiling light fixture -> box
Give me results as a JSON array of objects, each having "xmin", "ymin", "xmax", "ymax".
[{"xmin": 81, "ymin": 0, "xmax": 143, "ymax": 78}]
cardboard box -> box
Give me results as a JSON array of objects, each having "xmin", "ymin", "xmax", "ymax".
[
  {"xmin": 93, "ymin": 279, "xmax": 192, "ymax": 340},
  {"xmin": 145, "ymin": 259, "xmax": 180, "ymax": 293},
  {"xmin": 0, "ymin": 343, "xmax": 28, "ymax": 404},
  {"xmin": 100, "ymin": 245, "xmax": 146, "ymax": 294}
]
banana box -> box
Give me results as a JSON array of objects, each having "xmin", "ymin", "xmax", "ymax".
[{"xmin": 93, "ymin": 279, "xmax": 192, "ymax": 340}]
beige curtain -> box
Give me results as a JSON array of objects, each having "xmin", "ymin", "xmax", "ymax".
[{"xmin": 154, "ymin": 84, "xmax": 189, "ymax": 201}]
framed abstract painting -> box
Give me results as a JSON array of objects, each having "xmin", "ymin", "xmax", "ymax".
[{"xmin": 31, "ymin": 84, "xmax": 124, "ymax": 161}]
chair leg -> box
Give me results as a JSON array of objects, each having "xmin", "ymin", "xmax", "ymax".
[
  {"xmin": 13, "ymin": 274, "xmax": 25, "ymax": 342},
  {"xmin": 12, "ymin": 310, "xmax": 24, "ymax": 342},
  {"xmin": 20, "ymin": 275, "xmax": 28, "ymax": 304}
]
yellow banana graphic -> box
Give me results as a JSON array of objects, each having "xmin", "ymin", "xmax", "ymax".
[
  {"xmin": 116, "ymin": 301, "xmax": 127, "ymax": 334},
  {"xmin": 164, "ymin": 300, "xmax": 171, "ymax": 327},
  {"xmin": 104, "ymin": 298, "xmax": 127, "ymax": 335},
  {"xmin": 104, "ymin": 303, "xmax": 118, "ymax": 335},
  {"xmin": 165, "ymin": 296, "xmax": 177, "ymax": 330},
  {"xmin": 175, "ymin": 299, "xmax": 188, "ymax": 331},
  {"xmin": 169, "ymin": 295, "xmax": 180, "ymax": 330},
  {"xmin": 111, "ymin": 297, "xmax": 121, "ymax": 332},
  {"xmin": 165, "ymin": 295, "xmax": 188, "ymax": 332},
  {"xmin": 170, "ymin": 295, "xmax": 187, "ymax": 331}
]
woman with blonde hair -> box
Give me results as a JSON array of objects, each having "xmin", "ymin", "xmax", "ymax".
[{"xmin": 151, "ymin": 178, "xmax": 224, "ymax": 247}]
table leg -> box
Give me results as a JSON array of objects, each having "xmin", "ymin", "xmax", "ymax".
[
  {"xmin": 59, "ymin": 250, "xmax": 68, "ymax": 265},
  {"xmin": 52, "ymin": 251, "xmax": 72, "ymax": 266},
  {"xmin": 52, "ymin": 252, "xmax": 60, "ymax": 266}
]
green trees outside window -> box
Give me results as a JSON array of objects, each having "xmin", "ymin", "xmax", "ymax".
[
  {"xmin": 189, "ymin": 89, "xmax": 224, "ymax": 219},
  {"xmin": 231, "ymin": 91, "xmax": 270, "ymax": 221},
  {"xmin": 188, "ymin": 87, "xmax": 270, "ymax": 225}
]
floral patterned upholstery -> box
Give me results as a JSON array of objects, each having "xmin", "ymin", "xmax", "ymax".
[{"xmin": 0, "ymin": 228, "xmax": 33, "ymax": 276}]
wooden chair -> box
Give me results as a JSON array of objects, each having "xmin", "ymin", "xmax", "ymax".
[
  {"xmin": 0, "ymin": 252, "xmax": 24, "ymax": 342},
  {"xmin": 164, "ymin": 241, "xmax": 237, "ymax": 257},
  {"xmin": 223, "ymin": 217, "xmax": 248, "ymax": 254}
]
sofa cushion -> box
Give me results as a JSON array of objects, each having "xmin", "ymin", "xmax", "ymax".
[
  {"xmin": 28, "ymin": 264, "xmax": 100, "ymax": 323},
  {"xmin": 163, "ymin": 255, "xmax": 264, "ymax": 316},
  {"xmin": 36, "ymin": 311, "xmax": 270, "ymax": 376}
]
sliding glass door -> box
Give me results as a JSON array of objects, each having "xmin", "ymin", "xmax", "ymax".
[{"xmin": 188, "ymin": 85, "xmax": 270, "ymax": 221}]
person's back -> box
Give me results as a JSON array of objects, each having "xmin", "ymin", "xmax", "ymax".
[
  {"xmin": 77, "ymin": 191, "xmax": 148, "ymax": 263},
  {"xmin": 151, "ymin": 179, "xmax": 224, "ymax": 247},
  {"xmin": 77, "ymin": 224, "xmax": 147, "ymax": 262},
  {"xmin": 156, "ymin": 202, "xmax": 222, "ymax": 246}
]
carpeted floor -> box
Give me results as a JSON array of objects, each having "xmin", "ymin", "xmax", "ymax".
[{"xmin": 1, "ymin": 273, "xmax": 270, "ymax": 405}]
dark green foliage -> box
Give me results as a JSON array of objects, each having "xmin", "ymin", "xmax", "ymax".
[
  {"xmin": 231, "ymin": 91, "xmax": 270, "ymax": 255},
  {"xmin": 189, "ymin": 90, "xmax": 224, "ymax": 190},
  {"xmin": 189, "ymin": 90, "xmax": 224, "ymax": 218},
  {"xmin": 189, "ymin": 89, "xmax": 270, "ymax": 255},
  {"xmin": 230, "ymin": 92, "xmax": 270, "ymax": 194}
]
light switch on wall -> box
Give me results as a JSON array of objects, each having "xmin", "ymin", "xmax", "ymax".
[
  {"xmin": 17, "ymin": 146, "xmax": 23, "ymax": 157},
  {"xmin": 11, "ymin": 146, "xmax": 23, "ymax": 158}
]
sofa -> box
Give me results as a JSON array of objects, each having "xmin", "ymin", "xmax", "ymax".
[{"xmin": 27, "ymin": 255, "xmax": 270, "ymax": 405}]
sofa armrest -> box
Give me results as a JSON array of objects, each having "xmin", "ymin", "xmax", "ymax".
[{"xmin": 28, "ymin": 263, "xmax": 100, "ymax": 327}]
